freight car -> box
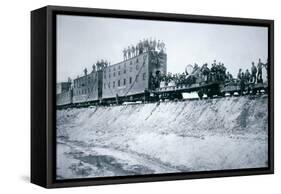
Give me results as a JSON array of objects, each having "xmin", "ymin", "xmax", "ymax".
[
  {"xmin": 56, "ymin": 49, "xmax": 167, "ymax": 108},
  {"xmin": 156, "ymin": 80, "xmax": 268, "ymax": 101},
  {"xmin": 101, "ymin": 50, "xmax": 167, "ymax": 104}
]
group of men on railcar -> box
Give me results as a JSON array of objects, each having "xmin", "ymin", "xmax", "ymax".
[
  {"xmin": 123, "ymin": 39, "xmax": 166, "ymax": 60},
  {"xmin": 236, "ymin": 58, "xmax": 268, "ymax": 94},
  {"xmin": 149, "ymin": 58, "xmax": 268, "ymax": 91},
  {"xmin": 90, "ymin": 59, "xmax": 110, "ymax": 73}
]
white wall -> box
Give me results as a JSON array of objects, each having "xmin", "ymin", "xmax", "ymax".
[{"xmin": 0, "ymin": 0, "xmax": 279, "ymax": 193}]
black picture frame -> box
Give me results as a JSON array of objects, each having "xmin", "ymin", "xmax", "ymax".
[{"xmin": 31, "ymin": 5, "xmax": 274, "ymax": 188}]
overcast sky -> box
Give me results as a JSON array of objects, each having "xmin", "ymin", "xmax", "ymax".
[{"xmin": 57, "ymin": 15, "xmax": 268, "ymax": 82}]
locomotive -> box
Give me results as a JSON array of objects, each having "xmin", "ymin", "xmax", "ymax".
[{"xmin": 57, "ymin": 50, "xmax": 268, "ymax": 109}]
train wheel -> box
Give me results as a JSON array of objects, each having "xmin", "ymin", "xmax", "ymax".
[
  {"xmin": 198, "ymin": 92, "xmax": 203, "ymax": 100},
  {"xmin": 178, "ymin": 93, "xmax": 183, "ymax": 100},
  {"xmin": 198, "ymin": 90, "xmax": 204, "ymax": 100},
  {"xmin": 219, "ymin": 92, "xmax": 225, "ymax": 97},
  {"xmin": 207, "ymin": 92, "xmax": 213, "ymax": 98}
]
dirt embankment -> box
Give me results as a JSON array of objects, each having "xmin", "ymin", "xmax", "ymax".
[{"xmin": 57, "ymin": 95, "xmax": 268, "ymax": 177}]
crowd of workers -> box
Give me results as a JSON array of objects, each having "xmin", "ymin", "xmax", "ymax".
[
  {"xmin": 123, "ymin": 39, "xmax": 166, "ymax": 60},
  {"xmin": 150, "ymin": 58, "xmax": 268, "ymax": 90},
  {"xmin": 236, "ymin": 58, "xmax": 268, "ymax": 93}
]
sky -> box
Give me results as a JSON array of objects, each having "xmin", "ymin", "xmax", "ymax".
[{"xmin": 57, "ymin": 15, "xmax": 268, "ymax": 82}]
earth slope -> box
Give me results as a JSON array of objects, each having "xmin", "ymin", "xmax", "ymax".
[{"xmin": 57, "ymin": 95, "xmax": 268, "ymax": 179}]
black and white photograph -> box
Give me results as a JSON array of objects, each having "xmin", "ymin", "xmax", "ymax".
[{"xmin": 56, "ymin": 14, "xmax": 269, "ymax": 180}]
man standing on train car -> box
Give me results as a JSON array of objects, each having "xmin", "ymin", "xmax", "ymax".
[
  {"xmin": 135, "ymin": 44, "xmax": 139, "ymax": 56},
  {"xmin": 217, "ymin": 62, "xmax": 222, "ymax": 80},
  {"xmin": 257, "ymin": 58, "xmax": 263, "ymax": 83},
  {"xmin": 221, "ymin": 63, "xmax": 226, "ymax": 81},
  {"xmin": 157, "ymin": 40, "xmax": 161, "ymax": 52},
  {"xmin": 226, "ymin": 71, "xmax": 233, "ymax": 83},
  {"xmin": 131, "ymin": 45, "xmax": 135, "ymax": 57},
  {"xmin": 139, "ymin": 40, "xmax": 143, "ymax": 54},
  {"xmin": 201, "ymin": 63, "xmax": 210, "ymax": 82},
  {"xmin": 264, "ymin": 58, "xmax": 268, "ymax": 81},
  {"xmin": 240, "ymin": 72, "xmax": 245, "ymax": 95},
  {"xmin": 211, "ymin": 60, "xmax": 217, "ymax": 81},
  {"xmin": 245, "ymin": 69, "xmax": 251, "ymax": 94},
  {"xmin": 127, "ymin": 46, "xmax": 131, "ymax": 58},
  {"xmin": 251, "ymin": 62, "xmax": 257, "ymax": 83},
  {"xmin": 123, "ymin": 48, "xmax": 127, "ymax": 60},
  {"xmin": 152, "ymin": 39, "xmax": 157, "ymax": 51},
  {"xmin": 92, "ymin": 64, "xmax": 96, "ymax": 72},
  {"xmin": 245, "ymin": 69, "xmax": 251, "ymax": 83}
]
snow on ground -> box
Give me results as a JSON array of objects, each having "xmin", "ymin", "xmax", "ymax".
[{"xmin": 56, "ymin": 95, "xmax": 268, "ymax": 179}]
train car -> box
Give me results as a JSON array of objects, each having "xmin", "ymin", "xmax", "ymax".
[
  {"xmin": 156, "ymin": 72, "xmax": 225, "ymax": 100},
  {"xmin": 251, "ymin": 82, "xmax": 268, "ymax": 94},
  {"xmin": 56, "ymin": 82, "xmax": 72, "ymax": 108},
  {"xmin": 101, "ymin": 50, "xmax": 167, "ymax": 104},
  {"xmin": 57, "ymin": 90, "xmax": 73, "ymax": 108},
  {"xmin": 221, "ymin": 81, "xmax": 240, "ymax": 96},
  {"xmin": 72, "ymin": 68, "xmax": 103, "ymax": 107},
  {"xmin": 157, "ymin": 80, "xmax": 223, "ymax": 100},
  {"xmin": 222, "ymin": 80, "xmax": 268, "ymax": 96}
]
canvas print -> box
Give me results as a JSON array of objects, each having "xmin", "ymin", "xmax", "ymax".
[{"xmin": 56, "ymin": 15, "xmax": 269, "ymax": 180}]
